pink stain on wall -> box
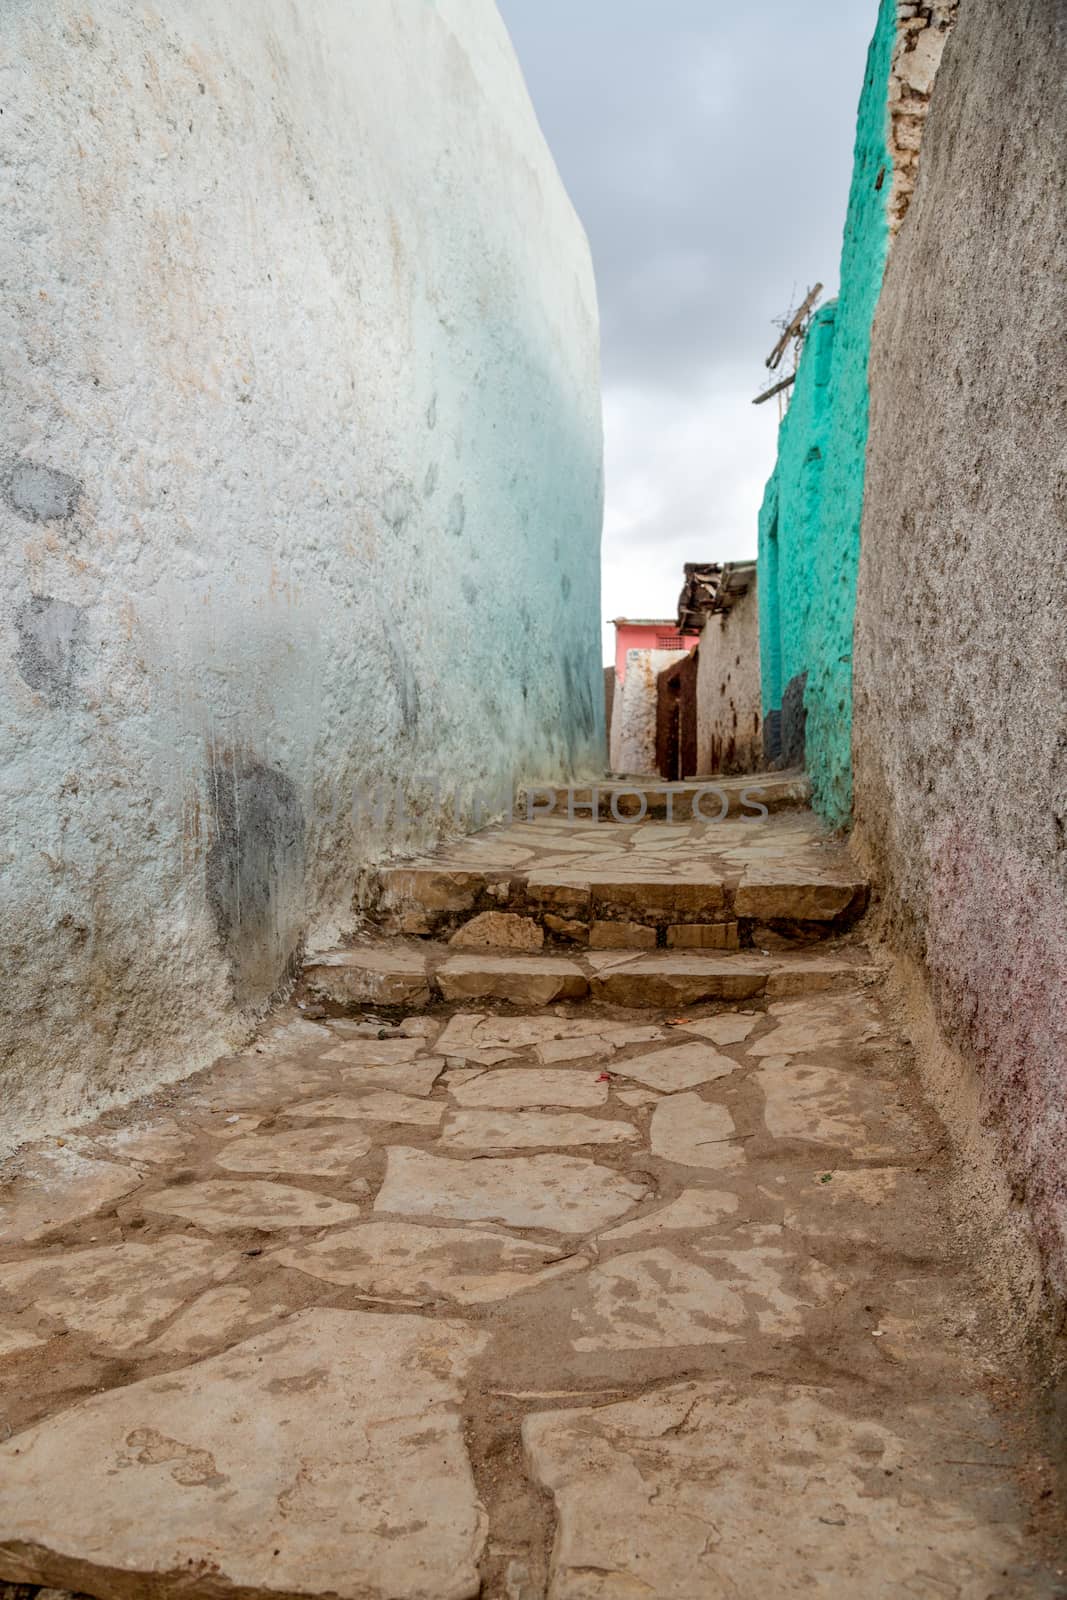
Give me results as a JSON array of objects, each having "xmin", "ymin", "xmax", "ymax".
[
  {"xmin": 613, "ymin": 619, "xmax": 698, "ymax": 683},
  {"xmin": 926, "ymin": 821, "xmax": 1067, "ymax": 1290}
]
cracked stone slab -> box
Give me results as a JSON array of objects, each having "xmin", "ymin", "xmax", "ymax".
[
  {"xmin": 678, "ymin": 1013, "xmax": 759, "ymax": 1046},
  {"xmin": 0, "ymin": 1238, "xmax": 237, "ymax": 1350},
  {"xmin": 191, "ymin": 1058, "xmax": 338, "ymax": 1111},
  {"xmin": 276, "ymin": 1220, "xmax": 589, "ymax": 1304},
  {"xmin": 524, "ymin": 1382, "xmax": 1036, "ymax": 1599},
  {"xmin": 292, "ymin": 1091, "xmax": 444, "ymax": 1126},
  {"xmin": 598, "ymin": 1023, "xmax": 667, "ymax": 1047},
  {"xmin": 748, "ymin": 995, "xmax": 867, "ymax": 1057},
  {"xmin": 534, "ymin": 1035, "xmax": 612, "ymax": 1063},
  {"xmin": 442, "ymin": 1110, "xmax": 639, "ymax": 1149},
  {"xmin": 443, "ymin": 1068, "xmax": 486, "ymax": 1090},
  {"xmin": 615, "ymin": 1087, "xmax": 661, "ymax": 1107},
  {"xmin": 450, "ymin": 1068, "xmax": 608, "ymax": 1108},
  {"xmin": 254, "ymin": 1018, "xmax": 334, "ymax": 1056},
  {"xmin": 0, "ymin": 1309, "xmax": 488, "ymax": 1600},
  {"xmin": 689, "ymin": 1234, "xmax": 840, "ymax": 1336},
  {"xmin": 598, "ymin": 1187, "xmax": 740, "ymax": 1241},
  {"xmin": 379, "ymin": 866, "xmax": 490, "ymax": 911},
  {"xmin": 758, "ymin": 1061, "xmax": 874, "ymax": 1148},
  {"xmin": 589, "ymin": 955, "xmax": 769, "ymax": 1007},
  {"xmin": 321, "ymin": 1037, "xmax": 424, "ymax": 1065},
  {"xmin": 213, "ymin": 1125, "xmax": 374, "ymax": 1176},
  {"xmin": 436, "ymin": 1013, "xmax": 503, "ymax": 1050},
  {"xmin": 615, "ymin": 1039, "xmax": 739, "ymax": 1092},
  {"xmin": 649, "ymin": 1093, "xmax": 744, "ymax": 1170},
  {"xmin": 304, "ymin": 946, "xmax": 432, "ymax": 1007},
  {"xmin": 588, "ymin": 876, "xmax": 727, "ymax": 916},
  {"xmin": 149, "ymin": 1285, "xmax": 291, "ymax": 1356},
  {"xmin": 438, "ymin": 1017, "xmax": 607, "ymax": 1057},
  {"xmin": 375, "ymin": 1147, "xmax": 648, "ymax": 1233},
  {"xmin": 764, "ymin": 959, "xmax": 883, "ymax": 999},
  {"xmin": 735, "ymin": 865, "xmax": 864, "ymax": 920},
  {"xmin": 338, "ymin": 1059, "xmax": 445, "ymax": 1096},
  {"xmin": 143, "ymin": 1180, "xmax": 362, "ymax": 1233},
  {"xmin": 0, "ymin": 1146, "xmax": 141, "ymax": 1247},
  {"xmin": 437, "ymin": 955, "xmax": 588, "ymax": 1005},
  {"xmin": 569, "ymin": 1247, "xmax": 752, "ymax": 1350}
]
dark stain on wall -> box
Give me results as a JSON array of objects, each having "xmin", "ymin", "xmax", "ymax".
[
  {"xmin": 562, "ymin": 653, "xmax": 597, "ymax": 749},
  {"xmin": 656, "ymin": 653, "xmax": 698, "ymax": 780},
  {"xmin": 382, "ymin": 480, "xmax": 414, "ymax": 533},
  {"xmin": 14, "ymin": 595, "xmax": 88, "ymax": 706},
  {"xmin": 5, "ymin": 459, "xmax": 82, "ymax": 523},
  {"xmin": 446, "ymin": 491, "xmax": 466, "ymax": 538},
  {"xmin": 378, "ymin": 607, "xmax": 420, "ymax": 731},
  {"xmin": 763, "ymin": 708, "xmax": 783, "ymax": 764},
  {"xmin": 206, "ymin": 754, "xmax": 307, "ymax": 1005},
  {"xmin": 780, "ymin": 670, "xmax": 809, "ymax": 769},
  {"xmin": 604, "ymin": 667, "xmax": 615, "ymax": 762}
]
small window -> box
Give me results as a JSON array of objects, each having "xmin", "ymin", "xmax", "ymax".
[{"xmin": 656, "ymin": 633, "xmax": 687, "ymax": 651}]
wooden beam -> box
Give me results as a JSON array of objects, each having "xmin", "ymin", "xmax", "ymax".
[
  {"xmin": 752, "ymin": 372, "xmax": 796, "ymax": 405},
  {"xmin": 765, "ymin": 282, "xmax": 823, "ymax": 370}
]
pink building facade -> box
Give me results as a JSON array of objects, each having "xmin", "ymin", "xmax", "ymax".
[{"xmin": 612, "ymin": 618, "xmax": 698, "ymax": 683}]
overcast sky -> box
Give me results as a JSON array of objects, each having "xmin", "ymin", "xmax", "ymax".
[{"xmin": 496, "ymin": 1, "xmax": 877, "ymax": 662}]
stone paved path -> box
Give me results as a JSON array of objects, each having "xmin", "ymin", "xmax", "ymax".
[{"xmin": 0, "ymin": 805, "xmax": 1060, "ymax": 1599}]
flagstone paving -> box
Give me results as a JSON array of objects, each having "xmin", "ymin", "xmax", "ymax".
[{"xmin": 0, "ymin": 976, "xmax": 1061, "ymax": 1599}]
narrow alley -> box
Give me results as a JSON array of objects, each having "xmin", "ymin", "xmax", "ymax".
[
  {"xmin": 0, "ymin": 787, "xmax": 1060, "ymax": 1596},
  {"xmin": 2, "ymin": 0, "xmax": 1064, "ymax": 1594}
]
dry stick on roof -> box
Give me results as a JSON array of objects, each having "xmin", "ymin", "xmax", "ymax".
[
  {"xmin": 765, "ymin": 282, "xmax": 823, "ymax": 370},
  {"xmin": 752, "ymin": 371, "xmax": 797, "ymax": 406}
]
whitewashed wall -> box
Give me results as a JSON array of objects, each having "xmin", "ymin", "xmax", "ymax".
[
  {"xmin": 609, "ymin": 650, "xmax": 676, "ymax": 775},
  {"xmin": 0, "ymin": 0, "xmax": 603, "ymax": 1146}
]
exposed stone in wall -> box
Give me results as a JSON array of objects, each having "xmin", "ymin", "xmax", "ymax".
[
  {"xmin": 0, "ymin": 0, "xmax": 603, "ymax": 1150},
  {"xmin": 887, "ymin": 1, "xmax": 960, "ymax": 235},
  {"xmin": 694, "ymin": 583, "xmax": 761, "ymax": 777},
  {"xmin": 854, "ymin": 0, "xmax": 1067, "ymax": 1287}
]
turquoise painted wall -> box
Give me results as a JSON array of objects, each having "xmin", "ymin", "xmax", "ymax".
[{"xmin": 758, "ymin": 0, "xmax": 895, "ymax": 825}]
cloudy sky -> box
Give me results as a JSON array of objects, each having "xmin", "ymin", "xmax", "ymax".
[{"xmin": 496, "ymin": 1, "xmax": 878, "ymax": 662}]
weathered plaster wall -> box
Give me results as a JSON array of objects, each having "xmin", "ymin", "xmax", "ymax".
[
  {"xmin": 695, "ymin": 583, "xmax": 761, "ymax": 777},
  {"xmin": 609, "ymin": 650, "xmax": 677, "ymax": 775},
  {"xmin": 759, "ymin": 0, "xmax": 957, "ymax": 825},
  {"xmin": 853, "ymin": 0, "xmax": 1067, "ymax": 1286},
  {"xmin": 603, "ymin": 667, "xmax": 615, "ymax": 764},
  {"xmin": 0, "ymin": 0, "xmax": 603, "ymax": 1147},
  {"xmin": 887, "ymin": 1, "xmax": 960, "ymax": 235}
]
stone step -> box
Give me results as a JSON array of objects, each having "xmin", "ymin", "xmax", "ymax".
[
  {"xmin": 365, "ymin": 800, "xmax": 866, "ymax": 951},
  {"xmin": 528, "ymin": 769, "xmax": 810, "ymax": 821},
  {"xmin": 371, "ymin": 852, "xmax": 867, "ymax": 951},
  {"xmin": 303, "ymin": 942, "xmax": 882, "ymax": 1011}
]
